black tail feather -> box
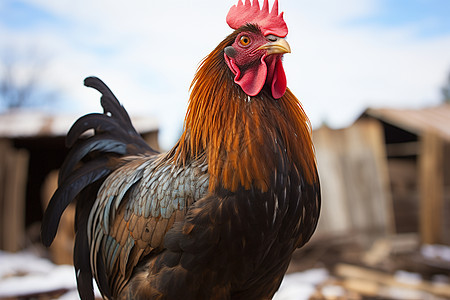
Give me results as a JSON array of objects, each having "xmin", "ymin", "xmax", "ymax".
[
  {"xmin": 42, "ymin": 76, "xmax": 156, "ymax": 248},
  {"xmin": 74, "ymin": 194, "xmax": 95, "ymax": 300},
  {"xmin": 96, "ymin": 248, "xmax": 113, "ymax": 299},
  {"xmin": 65, "ymin": 113, "xmax": 130, "ymax": 147},
  {"xmin": 84, "ymin": 77, "xmax": 155, "ymax": 151},
  {"xmin": 58, "ymin": 134, "xmax": 127, "ymax": 184},
  {"xmin": 57, "ymin": 77, "xmax": 155, "ymax": 184},
  {"xmin": 84, "ymin": 77, "xmax": 138, "ymax": 136},
  {"xmin": 41, "ymin": 157, "xmax": 111, "ymax": 247}
]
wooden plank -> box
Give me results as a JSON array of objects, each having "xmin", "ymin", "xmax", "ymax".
[
  {"xmin": 345, "ymin": 120, "xmax": 395, "ymax": 235},
  {"xmin": 0, "ymin": 140, "xmax": 6, "ymax": 250},
  {"xmin": 0, "ymin": 140, "xmax": 29, "ymax": 252},
  {"xmin": 419, "ymin": 130, "xmax": 444, "ymax": 244},
  {"xmin": 312, "ymin": 120, "xmax": 394, "ymax": 238},
  {"xmin": 313, "ymin": 126, "xmax": 351, "ymax": 234},
  {"xmin": 387, "ymin": 159, "xmax": 419, "ymax": 234},
  {"xmin": 335, "ymin": 263, "xmax": 450, "ymax": 298},
  {"xmin": 386, "ymin": 141, "xmax": 420, "ymax": 157}
]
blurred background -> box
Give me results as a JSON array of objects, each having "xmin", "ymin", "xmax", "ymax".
[{"xmin": 0, "ymin": 0, "xmax": 449, "ymax": 299}]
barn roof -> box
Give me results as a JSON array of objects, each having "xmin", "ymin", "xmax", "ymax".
[
  {"xmin": 0, "ymin": 110, "xmax": 159, "ymax": 138},
  {"xmin": 361, "ymin": 105, "xmax": 450, "ymax": 141}
]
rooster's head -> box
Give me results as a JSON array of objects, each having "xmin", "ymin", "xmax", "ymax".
[{"xmin": 224, "ymin": 0, "xmax": 291, "ymax": 99}]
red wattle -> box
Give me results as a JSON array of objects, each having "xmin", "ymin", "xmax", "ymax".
[
  {"xmin": 271, "ymin": 58, "xmax": 287, "ymax": 99},
  {"xmin": 225, "ymin": 54, "xmax": 268, "ymax": 97},
  {"xmin": 235, "ymin": 57, "xmax": 267, "ymax": 97},
  {"xmin": 224, "ymin": 53, "xmax": 287, "ymax": 99}
]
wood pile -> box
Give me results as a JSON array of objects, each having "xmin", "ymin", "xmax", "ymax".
[{"xmin": 288, "ymin": 234, "xmax": 450, "ymax": 300}]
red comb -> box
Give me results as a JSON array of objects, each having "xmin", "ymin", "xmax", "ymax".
[{"xmin": 226, "ymin": 0, "xmax": 288, "ymax": 37}]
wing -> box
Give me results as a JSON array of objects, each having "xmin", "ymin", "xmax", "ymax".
[{"xmin": 88, "ymin": 154, "xmax": 209, "ymax": 297}]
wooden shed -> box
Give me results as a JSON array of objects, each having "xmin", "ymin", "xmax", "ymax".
[
  {"xmin": 359, "ymin": 104, "xmax": 450, "ymax": 245},
  {"xmin": 0, "ymin": 110, "xmax": 159, "ymax": 253}
]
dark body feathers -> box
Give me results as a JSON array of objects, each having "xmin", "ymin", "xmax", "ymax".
[{"xmin": 42, "ymin": 26, "xmax": 320, "ymax": 300}]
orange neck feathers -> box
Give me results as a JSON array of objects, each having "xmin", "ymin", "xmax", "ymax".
[{"xmin": 174, "ymin": 33, "xmax": 317, "ymax": 192}]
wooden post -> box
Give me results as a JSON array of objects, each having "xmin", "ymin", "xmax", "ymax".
[
  {"xmin": 0, "ymin": 140, "xmax": 29, "ymax": 252},
  {"xmin": 419, "ymin": 130, "xmax": 443, "ymax": 244}
]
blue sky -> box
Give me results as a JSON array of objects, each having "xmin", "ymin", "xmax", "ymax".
[
  {"xmin": 356, "ymin": 0, "xmax": 450, "ymax": 37},
  {"xmin": 0, "ymin": 0, "xmax": 449, "ymax": 149},
  {"xmin": 1, "ymin": 1, "xmax": 56, "ymax": 29},
  {"xmin": 3, "ymin": 0, "xmax": 450, "ymax": 33}
]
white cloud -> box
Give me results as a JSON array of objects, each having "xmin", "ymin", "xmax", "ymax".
[
  {"xmin": 1, "ymin": 0, "xmax": 450, "ymax": 148},
  {"xmin": 283, "ymin": 0, "xmax": 450, "ymax": 127}
]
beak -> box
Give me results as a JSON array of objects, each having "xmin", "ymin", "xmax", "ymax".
[{"xmin": 257, "ymin": 38, "xmax": 291, "ymax": 55}]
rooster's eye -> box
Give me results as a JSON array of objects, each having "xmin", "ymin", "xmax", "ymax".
[{"xmin": 239, "ymin": 36, "xmax": 251, "ymax": 47}]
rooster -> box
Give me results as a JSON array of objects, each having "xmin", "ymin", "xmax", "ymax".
[{"xmin": 41, "ymin": 0, "xmax": 320, "ymax": 299}]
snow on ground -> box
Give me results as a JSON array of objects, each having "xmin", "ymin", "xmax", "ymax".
[
  {"xmin": 0, "ymin": 250, "xmax": 101, "ymax": 299},
  {"xmin": 273, "ymin": 268, "xmax": 330, "ymax": 300},
  {"xmin": 421, "ymin": 244, "xmax": 450, "ymax": 262},
  {"xmin": 0, "ymin": 249, "xmax": 327, "ymax": 299}
]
